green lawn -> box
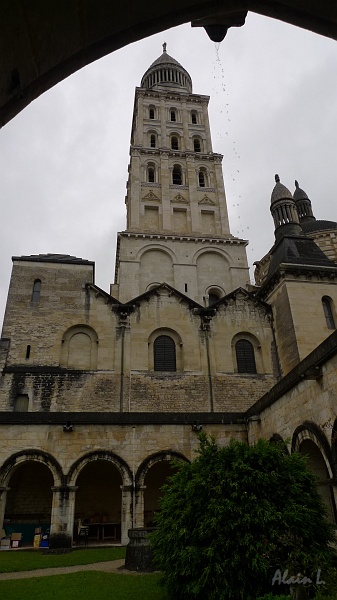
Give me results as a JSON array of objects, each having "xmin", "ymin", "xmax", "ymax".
[
  {"xmin": 0, "ymin": 547, "xmax": 126, "ymax": 572},
  {"xmin": 0, "ymin": 571, "xmax": 168, "ymax": 600}
]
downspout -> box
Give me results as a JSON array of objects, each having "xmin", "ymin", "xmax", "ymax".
[
  {"xmin": 205, "ymin": 328, "xmax": 214, "ymax": 412},
  {"xmin": 270, "ymin": 311, "xmax": 282, "ymax": 380},
  {"xmin": 120, "ymin": 324, "xmax": 125, "ymax": 412}
]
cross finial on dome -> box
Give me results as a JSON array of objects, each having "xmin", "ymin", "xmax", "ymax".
[
  {"xmin": 275, "ymin": 174, "xmax": 280, "ymax": 183},
  {"xmin": 163, "ymin": 42, "xmax": 167, "ymax": 52}
]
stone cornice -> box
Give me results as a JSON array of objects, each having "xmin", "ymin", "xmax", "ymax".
[
  {"xmin": 257, "ymin": 262, "xmax": 337, "ymax": 301},
  {"xmin": 117, "ymin": 231, "xmax": 247, "ymax": 245}
]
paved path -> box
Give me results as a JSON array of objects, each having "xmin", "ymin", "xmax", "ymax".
[{"xmin": 0, "ymin": 559, "xmax": 139, "ymax": 581}]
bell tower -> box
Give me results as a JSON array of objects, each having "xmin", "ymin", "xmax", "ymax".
[{"xmin": 111, "ymin": 45, "xmax": 249, "ymax": 303}]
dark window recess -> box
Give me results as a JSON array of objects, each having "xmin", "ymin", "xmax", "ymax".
[
  {"xmin": 170, "ymin": 110, "xmax": 176, "ymax": 122},
  {"xmin": 148, "ymin": 167, "xmax": 155, "ymax": 183},
  {"xmin": 199, "ymin": 171, "xmax": 205, "ymax": 187},
  {"xmin": 32, "ymin": 279, "xmax": 41, "ymax": 302},
  {"xmin": 172, "ymin": 166, "xmax": 182, "ymax": 185},
  {"xmin": 171, "ymin": 136, "xmax": 178, "ymax": 150},
  {"xmin": 322, "ymin": 297, "xmax": 336, "ymax": 329},
  {"xmin": 150, "ymin": 134, "xmax": 156, "ymax": 148},
  {"xmin": 14, "ymin": 394, "xmax": 29, "ymax": 412},
  {"xmin": 194, "ymin": 139, "xmax": 201, "ymax": 152},
  {"xmin": 208, "ymin": 293, "xmax": 219, "ymax": 305},
  {"xmin": 149, "ymin": 108, "xmax": 155, "ymax": 119},
  {"xmin": 25, "ymin": 345, "xmax": 31, "ymax": 359},
  {"xmin": 184, "ymin": 283, "xmax": 188, "ymax": 293},
  {"xmin": 191, "ymin": 112, "xmax": 197, "ymax": 124},
  {"xmin": 154, "ymin": 335, "xmax": 176, "ymax": 371},
  {"xmin": 236, "ymin": 339, "xmax": 257, "ymax": 374}
]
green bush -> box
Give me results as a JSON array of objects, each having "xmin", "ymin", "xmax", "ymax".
[{"xmin": 150, "ymin": 435, "xmax": 336, "ymax": 600}]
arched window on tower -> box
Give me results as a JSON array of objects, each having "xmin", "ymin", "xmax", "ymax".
[
  {"xmin": 322, "ymin": 296, "xmax": 336, "ymax": 329},
  {"xmin": 32, "ymin": 279, "xmax": 41, "ymax": 303},
  {"xmin": 171, "ymin": 136, "xmax": 179, "ymax": 150},
  {"xmin": 198, "ymin": 167, "xmax": 209, "ymax": 188},
  {"xmin": 147, "ymin": 163, "xmax": 156, "ymax": 183},
  {"xmin": 150, "ymin": 134, "xmax": 156, "ymax": 148},
  {"xmin": 154, "ymin": 335, "xmax": 176, "ymax": 371},
  {"xmin": 193, "ymin": 137, "xmax": 201, "ymax": 153},
  {"xmin": 170, "ymin": 109, "xmax": 177, "ymax": 122},
  {"xmin": 149, "ymin": 106, "xmax": 155, "ymax": 119},
  {"xmin": 172, "ymin": 165, "xmax": 182, "ymax": 185},
  {"xmin": 235, "ymin": 339, "xmax": 257, "ymax": 374},
  {"xmin": 191, "ymin": 111, "xmax": 197, "ymax": 124}
]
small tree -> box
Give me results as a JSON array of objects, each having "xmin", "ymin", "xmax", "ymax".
[{"xmin": 150, "ymin": 435, "xmax": 336, "ymax": 600}]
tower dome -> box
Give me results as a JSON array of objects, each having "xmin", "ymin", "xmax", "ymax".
[
  {"xmin": 270, "ymin": 175, "xmax": 302, "ymax": 241},
  {"xmin": 293, "ymin": 180, "xmax": 315, "ymax": 223},
  {"xmin": 141, "ymin": 43, "xmax": 192, "ymax": 93}
]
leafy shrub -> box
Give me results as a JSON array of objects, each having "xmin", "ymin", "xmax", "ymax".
[{"xmin": 150, "ymin": 435, "xmax": 336, "ymax": 600}]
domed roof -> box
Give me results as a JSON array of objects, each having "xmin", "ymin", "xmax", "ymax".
[
  {"xmin": 141, "ymin": 43, "xmax": 192, "ymax": 93},
  {"xmin": 293, "ymin": 180, "xmax": 309, "ymax": 201},
  {"xmin": 271, "ymin": 174, "xmax": 293, "ymax": 205},
  {"xmin": 148, "ymin": 48, "xmax": 183, "ymax": 70},
  {"xmin": 301, "ymin": 219, "xmax": 337, "ymax": 234}
]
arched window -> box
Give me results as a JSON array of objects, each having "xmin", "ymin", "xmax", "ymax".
[
  {"xmin": 154, "ymin": 335, "xmax": 176, "ymax": 371},
  {"xmin": 199, "ymin": 170, "xmax": 205, "ymax": 187},
  {"xmin": 150, "ymin": 134, "xmax": 156, "ymax": 148},
  {"xmin": 171, "ymin": 136, "xmax": 179, "ymax": 150},
  {"xmin": 14, "ymin": 394, "xmax": 29, "ymax": 412},
  {"xmin": 208, "ymin": 292, "xmax": 220, "ymax": 305},
  {"xmin": 172, "ymin": 165, "xmax": 182, "ymax": 185},
  {"xmin": 149, "ymin": 107, "xmax": 155, "ymax": 119},
  {"xmin": 193, "ymin": 138, "xmax": 201, "ymax": 153},
  {"xmin": 170, "ymin": 109, "xmax": 177, "ymax": 122},
  {"xmin": 322, "ymin": 297, "xmax": 336, "ymax": 329},
  {"xmin": 147, "ymin": 163, "xmax": 155, "ymax": 183},
  {"xmin": 235, "ymin": 339, "xmax": 257, "ymax": 374},
  {"xmin": 32, "ymin": 279, "xmax": 41, "ymax": 302},
  {"xmin": 191, "ymin": 111, "xmax": 197, "ymax": 124}
]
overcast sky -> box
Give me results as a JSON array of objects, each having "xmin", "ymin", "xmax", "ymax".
[{"xmin": 1, "ymin": 13, "xmax": 336, "ymax": 327}]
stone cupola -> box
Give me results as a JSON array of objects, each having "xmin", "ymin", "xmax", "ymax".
[
  {"xmin": 140, "ymin": 43, "xmax": 192, "ymax": 93},
  {"xmin": 270, "ymin": 174, "xmax": 302, "ymax": 242}
]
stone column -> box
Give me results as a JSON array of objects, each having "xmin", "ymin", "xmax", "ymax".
[
  {"xmin": 49, "ymin": 485, "xmax": 77, "ymax": 548},
  {"xmin": 202, "ymin": 100, "xmax": 212, "ymax": 152},
  {"xmin": 159, "ymin": 96, "xmax": 167, "ymax": 148},
  {"xmin": 134, "ymin": 485, "xmax": 146, "ymax": 528},
  {"xmin": 134, "ymin": 91, "xmax": 145, "ymax": 146},
  {"xmin": 121, "ymin": 484, "xmax": 133, "ymax": 545},
  {"xmin": 181, "ymin": 99, "xmax": 189, "ymax": 150},
  {"xmin": 214, "ymin": 157, "xmax": 230, "ymax": 235},
  {"xmin": 0, "ymin": 486, "xmax": 9, "ymax": 533},
  {"xmin": 160, "ymin": 150, "xmax": 171, "ymax": 231}
]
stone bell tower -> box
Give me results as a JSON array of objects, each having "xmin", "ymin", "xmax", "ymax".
[{"xmin": 111, "ymin": 45, "xmax": 249, "ymax": 304}]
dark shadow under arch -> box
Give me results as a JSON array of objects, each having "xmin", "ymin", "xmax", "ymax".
[
  {"xmin": 67, "ymin": 450, "xmax": 133, "ymax": 486},
  {"xmin": 136, "ymin": 450, "xmax": 189, "ymax": 486},
  {"xmin": 0, "ymin": 449, "xmax": 64, "ymax": 487}
]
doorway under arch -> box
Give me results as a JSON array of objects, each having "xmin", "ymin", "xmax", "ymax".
[
  {"xmin": 74, "ymin": 460, "xmax": 123, "ymax": 543},
  {"xmin": 299, "ymin": 439, "xmax": 336, "ymax": 523},
  {"xmin": 4, "ymin": 461, "xmax": 53, "ymax": 545},
  {"xmin": 143, "ymin": 460, "xmax": 178, "ymax": 527}
]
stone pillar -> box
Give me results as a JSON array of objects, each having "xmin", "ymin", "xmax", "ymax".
[
  {"xmin": 202, "ymin": 100, "xmax": 212, "ymax": 152},
  {"xmin": 134, "ymin": 485, "xmax": 146, "ymax": 528},
  {"xmin": 134, "ymin": 92, "xmax": 144, "ymax": 146},
  {"xmin": 186, "ymin": 155, "xmax": 200, "ymax": 233},
  {"xmin": 159, "ymin": 96, "xmax": 167, "ymax": 148},
  {"xmin": 121, "ymin": 484, "xmax": 133, "ymax": 545},
  {"xmin": 160, "ymin": 150, "xmax": 171, "ymax": 231},
  {"xmin": 181, "ymin": 99, "xmax": 189, "ymax": 150},
  {"xmin": 0, "ymin": 486, "xmax": 9, "ymax": 533},
  {"xmin": 49, "ymin": 485, "xmax": 77, "ymax": 548},
  {"xmin": 214, "ymin": 157, "xmax": 230, "ymax": 235}
]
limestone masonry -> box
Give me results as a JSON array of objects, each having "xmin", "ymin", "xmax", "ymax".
[{"xmin": 1, "ymin": 47, "xmax": 337, "ymax": 548}]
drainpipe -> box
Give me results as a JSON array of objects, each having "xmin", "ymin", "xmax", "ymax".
[
  {"xmin": 269, "ymin": 312, "xmax": 282, "ymax": 380},
  {"xmin": 120, "ymin": 324, "xmax": 125, "ymax": 413},
  {"xmin": 201, "ymin": 313, "xmax": 214, "ymax": 412}
]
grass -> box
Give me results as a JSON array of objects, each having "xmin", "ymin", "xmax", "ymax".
[
  {"xmin": 0, "ymin": 547, "xmax": 126, "ymax": 572},
  {"xmin": 0, "ymin": 571, "xmax": 168, "ymax": 599}
]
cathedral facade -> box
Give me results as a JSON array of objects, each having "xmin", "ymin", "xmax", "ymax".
[{"xmin": 1, "ymin": 48, "xmax": 337, "ymax": 548}]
